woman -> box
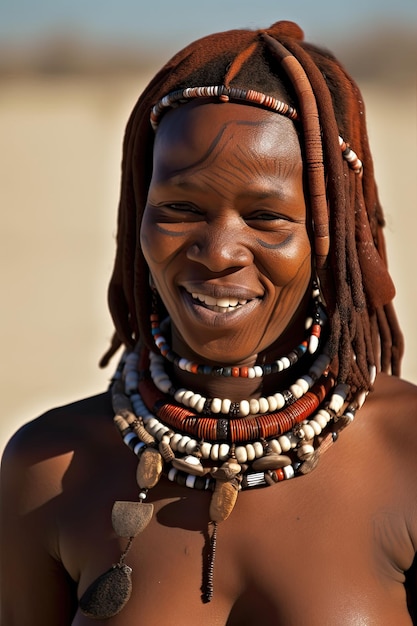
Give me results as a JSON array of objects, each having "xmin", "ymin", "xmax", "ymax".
[{"xmin": 1, "ymin": 19, "xmax": 416, "ymax": 625}]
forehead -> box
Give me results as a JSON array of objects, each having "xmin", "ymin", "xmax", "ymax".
[{"xmin": 152, "ymin": 101, "xmax": 302, "ymax": 173}]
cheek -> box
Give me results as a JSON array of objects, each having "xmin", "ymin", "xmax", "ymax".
[
  {"xmin": 262, "ymin": 232, "xmax": 312, "ymax": 288},
  {"xmin": 140, "ymin": 208, "xmax": 174, "ymax": 268}
]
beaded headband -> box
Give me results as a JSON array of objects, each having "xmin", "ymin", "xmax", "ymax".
[{"xmin": 150, "ymin": 84, "xmax": 363, "ymax": 176}]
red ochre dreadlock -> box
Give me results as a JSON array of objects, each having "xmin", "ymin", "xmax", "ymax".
[{"xmin": 101, "ymin": 20, "xmax": 404, "ymax": 392}]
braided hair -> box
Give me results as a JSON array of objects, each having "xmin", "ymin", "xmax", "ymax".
[{"xmin": 101, "ymin": 20, "xmax": 403, "ymax": 392}]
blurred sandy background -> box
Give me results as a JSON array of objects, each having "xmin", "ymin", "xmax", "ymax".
[{"xmin": 0, "ymin": 11, "xmax": 416, "ymax": 454}]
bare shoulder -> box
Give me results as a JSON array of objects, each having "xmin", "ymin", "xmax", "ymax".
[
  {"xmin": 369, "ymin": 373, "xmax": 417, "ymax": 437},
  {"xmin": 0, "ymin": 393, "xmax": 117, "ymax": 625},
  {"xmin": 361, "ymin": 372, "xmax": 417, "ymax": 515},
  {"xmin": 1, "ymin": 392, "xmax": 115, "ymax": 532},
  {"xmin": 363, "ymin": 373, "xmax": 417, "ymax": 460}
]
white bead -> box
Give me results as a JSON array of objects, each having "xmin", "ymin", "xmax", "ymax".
[
  {"xmin": 302, "ymin": 424, "xmax": 315, "ymax": 440},
  {"xmin": 153, "ymin": 425, "xmax": 166, "ymax": 438},
  {"xmin": 315, "ymin": 409, "xmax": 330, "ymax": 428},
  {"xmin": 249, "ymin": 398, "xmax": 260, "ymax": 414},
  {"xmin": 167, "ymin": 467, "xmax": 178, "ymax": 481},
  {"xmin": 246, "ymin": 444, "xmax": 256, "ymax": 461},
  {"xmin": 170, "ymin": 433, "xmax": 183, "ymax": 451},
  {"xmin": 308, "ymin": 334, "xmax": 319, "ymax": 354},
  {"xmin": 276, "ymin": 360, "xmax": 284, "ymax": 372},
  {"xmin": 188, "ymin": 393, "xmax": 203, "ymax": 409},
  {"xmin": 278, "ymin": 435, "xmax": 291, "ymax": 452},
  {"xmin": 297, "ymin": 444, "xmax": 315, "ymax": 460},
  {"xmin": 181, "ymin": 390, "xmax": 194, "ymax": 406},
  {"xmin": 254, "ymin": 366, "xmax": 263, "ymax": 377},
  {"xmin": 274, "ymin": 393, "xmax": 285, "ymax": 409},
  {"xmin": 283, "ymin": 465, "xmax": 295, "ymax": 479},
  {"xmin": 266, "ymin": 396, "xmax": 278, "ymax": 412},
  {"xmin": 195, "ymin": 397, "xmax": 207, "ymax": 413},
  {"xmin": 328, "ymin": 393, "xmax": 344, "ymax": 414},
  {"xmin": 178, "ymin": 358, "xmax": 188, "ymax": 371},
  {"xmin": 269, "ymin": 439, "xmax": 282, "ymax": 454},
  {"xmin": 185, "ymin": 439, "xmax": 198, "ymax": 454},
  {"xmin": 253, "ymin": 441, "xmax": 264, "ymax": 458},
  {"xmin": 145, "ymin": 417, "xmax": 159, "ymax": 431},
  {"xmin": 160, "ymin": 426, "xmax": 171, "ymax": 440},
  {"xmin": 235, "ymin": 446, "xmax": 248, "ymax": 463},
  {"xmin": 329, "ymin": 386, "xmax": 348, "ymax": 413},
  {"xmin": 258, "ymin": 397, "xmax": 269, "ymax": 414},
  {"xmin": 200, "ymin": 441, "xmax": 211, "ymax": 459},
  {"xmin": 147, "ymin": 422, "xmax": 160, "ymax": 437},
  {"xmin": 183, "ymin": 454, "xmax": 200, "ymax": 466},
  {"xmin": 221, "ymin": 399, "xmax": 231, "ymax": 414},
  {"xmin": 281, "ymin": 357, "xmax": 290, "ymax": 369},
  {"xmin": 219, "ymin": 444, "xmax": 230, "ymax": 461},
  {"xmin": 309, "ymin": 420, "xmax": 322, "ymax": 436},
  {"xmin": 239, "ymin": 400, "xmax": 250, "ymax": 417},
  {"xmin": 301, "ymin": 375, "xmax": 313, "ymax": 390},
  {"xmin": 174, "ymin": 388, "xmax": 187, "ymax": 403},
  {"xmin": 247, "ymin": 368, "xmax": 256, "ymax": 379},
  {"xmin": 186, "ymin": 475, "xmax": 197, "ymax": 488},
  {"xmin": 211, "ymin": 398, "xmax": 222, "ymax": 413},
  {"xmin": 177, "ymin": 436, "xmax": 191, "ymax": 454},
  {"xmin": 289, "ymin": 383, "xmax": 304, "ymax": 399},
  {"xmin": 210, "ymin": 444, "xmax": 219, "ymax": 461}
]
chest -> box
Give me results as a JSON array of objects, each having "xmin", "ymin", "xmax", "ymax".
[{"xmin": 63, "ymin": 423, "xmax": 414, "ymax": 625}]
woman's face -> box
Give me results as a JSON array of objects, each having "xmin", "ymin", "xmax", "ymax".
[{"xmin": 141, "ymin": 101, "xmax": 311, "ymax": 365}]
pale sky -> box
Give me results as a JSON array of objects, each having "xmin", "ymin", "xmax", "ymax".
[{"xmin": 2, "ymin": 0, "xmax": 416, "ymax": 54}]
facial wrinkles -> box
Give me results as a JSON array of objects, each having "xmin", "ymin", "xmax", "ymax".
[{"xmin": 158, "ymin": 118, "xmax": 302, "ymax": 199}]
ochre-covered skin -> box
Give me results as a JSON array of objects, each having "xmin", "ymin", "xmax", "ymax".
[
  {"xmin": 2, "ymin": 373, "xmax": 417, "ymax": 625},
  {"xmin": 1, "ymin": 24, "xmax": 415, "ymax": 625}
]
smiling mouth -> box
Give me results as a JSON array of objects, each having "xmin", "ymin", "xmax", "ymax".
[{"xmin": 190, "ymin": 291, "xmax": 253, "ymax": 313}]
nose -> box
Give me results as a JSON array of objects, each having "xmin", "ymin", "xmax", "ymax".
[{"xmin": 186, "ymin": 217, "xmax": 253, "ymax": 272}]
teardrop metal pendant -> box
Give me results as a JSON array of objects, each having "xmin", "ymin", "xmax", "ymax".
[{"xmin": 79, "ymin": 563, "xmax": 132, "ymax": 619}]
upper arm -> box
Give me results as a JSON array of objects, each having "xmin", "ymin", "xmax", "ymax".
[{"xmin": 0, "ymin": 425, "xmax": 77, "ymax": 625}]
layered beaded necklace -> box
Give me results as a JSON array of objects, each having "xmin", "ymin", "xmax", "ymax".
[{"xmin": 79, "ymin": 292, "xmax": 373, "ymax": 620}]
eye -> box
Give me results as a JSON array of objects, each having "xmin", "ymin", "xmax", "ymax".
[
  {"xmin": 150, "ymin": 201, "xmax": 204, "ymax": 224},
  {"xmin": 249, "ymin": 212, "xmax": 283, "ymax": 221},
  {"xmin": 246, "ymin": 210, "xmax": 288, "ymax": 225},
  {"xmin": 166, "ymin": 203, "xmax": 199, "ymax": 213}
]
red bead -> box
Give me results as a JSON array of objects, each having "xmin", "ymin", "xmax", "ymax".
[{"xmin": 311, "ymin": 324, "xmax": 321, "ymax": 337}]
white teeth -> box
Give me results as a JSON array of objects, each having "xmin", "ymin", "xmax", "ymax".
[{"xmin": 191, "ymin": 292, "xmax": 248, "ymax": 309}]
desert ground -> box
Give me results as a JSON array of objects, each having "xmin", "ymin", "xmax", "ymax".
[{"xmin": 0, "ymin": 72, "xmax": 416, "ymax": 454}]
